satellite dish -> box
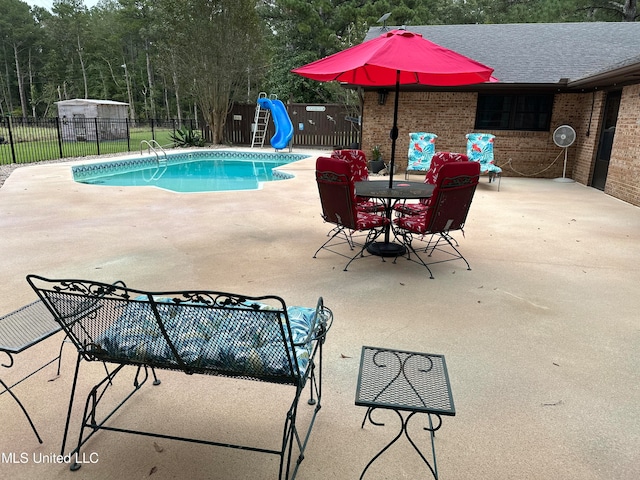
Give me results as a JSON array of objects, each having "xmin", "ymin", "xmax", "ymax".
[
  {"xmin": 552, "ymin": 125, "xmax": 576, "ymax": 183},
  {"xmin": 377, "ymin": 13, "xmax": 391, "ymax": 30}
]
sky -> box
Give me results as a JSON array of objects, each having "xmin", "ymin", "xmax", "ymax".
[{"xmin": 25, "ymin": 0, "xmax": 100, "ymax": 11}]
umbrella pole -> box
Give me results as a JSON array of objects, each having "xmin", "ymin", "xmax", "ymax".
[{"xmin": 388, "ymin": 70, "xmax": 400, "ymax": 189}]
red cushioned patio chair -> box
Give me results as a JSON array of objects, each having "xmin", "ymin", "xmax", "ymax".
[
  {"xmin": 394, "ymin": 152, "xmax": 469, "ymax": 216},
  {"xmin": 394, "ymin": 160, "xmax": 480, "ymax": 278},
  {"xmin": 332, "ymin": 149, "xmax": 384, "ymax": 213},
  {"xmin": 314, "ymin": 156, "xmax": 390, "ymax": 270}
]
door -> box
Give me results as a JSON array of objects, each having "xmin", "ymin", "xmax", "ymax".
[
  {"xmin": 73, "ymin": 113, "xmax": 87, "ymax": 141},
  {"xmin": 591, "ymin": 90, "xmax": 621, "ymax": 190}
]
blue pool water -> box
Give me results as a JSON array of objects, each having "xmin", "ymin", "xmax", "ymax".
[{"xmin": 72, "ymin": 150, "xmax": 310, "ymax": 193}]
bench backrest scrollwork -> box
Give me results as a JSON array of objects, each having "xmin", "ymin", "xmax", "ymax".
[{"xmin": 27, "ymin": 275, "xmax": 330, "ymax": 386}]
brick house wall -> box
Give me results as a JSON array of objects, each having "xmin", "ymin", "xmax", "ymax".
[
  {"xmin": 362, "ymin": 90, "xmax": 596, "ymax": 180},
  {"xmin": 362, "ymin": 87, "xmax": 640, "ymax": 207},
  {"xmin": 362, "ymin": 90, "xmax": 477, "ymax": 171},
  {"xmin": 606, "ymin": 84, "xmax": 640, "ymax": 206},
  {"xmin": 569, "ymin": 91, "xmax": 605, "ymax": 186}
]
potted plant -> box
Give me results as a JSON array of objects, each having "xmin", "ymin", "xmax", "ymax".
[{"xmin": 369, "ymin": 145, "xmax": 385, "ymax": 173}]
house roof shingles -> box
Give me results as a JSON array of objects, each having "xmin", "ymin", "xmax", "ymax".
[{"xmin": 364, "ymin": 22, "xmax": 640, "ymax": 86}]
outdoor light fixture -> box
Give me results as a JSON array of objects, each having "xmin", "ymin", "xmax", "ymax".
[{"xmin": 378, "ymin": 89, "xmax": 389, "ymax": 105}]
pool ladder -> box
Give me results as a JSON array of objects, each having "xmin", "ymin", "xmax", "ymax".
[{"xmin": 140, "ymin": 140, "xmax": 168, "ymax": 181}]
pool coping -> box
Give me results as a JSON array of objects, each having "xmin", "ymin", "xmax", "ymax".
[{"xmin": 71, "ymin": 149, "xmax": 310, "ymax": 184}]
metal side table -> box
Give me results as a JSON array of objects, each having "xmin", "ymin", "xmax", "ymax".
[
  {"xmin": 355, "ymin": 346, "xmax": 456, "ymax": 479},
  {"xmin": 1, "ymin": 300, "xmax": 63, "ymax": 444}
]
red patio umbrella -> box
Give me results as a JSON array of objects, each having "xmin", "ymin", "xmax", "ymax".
[{"xmin": 292, "ymin": 29, "xmax": 495, "ymax": 187}]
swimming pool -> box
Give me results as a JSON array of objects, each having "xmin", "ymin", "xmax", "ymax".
[{"xmin": 72, "ymin": 150, "xmax": 310, "ymax": 193}]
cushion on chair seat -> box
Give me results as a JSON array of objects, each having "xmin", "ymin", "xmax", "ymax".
[
  {"xmin": 356, "ymin": 210, "xmax": 389, "ymax": 230},
  {"xmin": 93, "ymin": 299, "xmax": 325, "ymax": 378},
  {"xmin": 356, "ymin": 200, "xmax": 385, "ymax": 213},
  {"xmin": 394, "ymin": 161, "xmax": 480, "ymax": 235},
  {"xmin": 394, "ymin": 212, "xmax": 428, "ymax": 232},
  {"xmin": 478, "ymin": 163, "xmax": 502, "ymax": 174},
  {"xmin": 393, "ymin": 202, "xmax": 428, "ymax": 216}
]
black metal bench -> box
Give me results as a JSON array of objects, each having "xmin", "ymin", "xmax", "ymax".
[
  {"xmin": 27, "ymin": 274, "xmax": 332, "ymax": 479},
  {"xmin": 1, "ymin": 300, "xmax": 64, "ymax": 444}
]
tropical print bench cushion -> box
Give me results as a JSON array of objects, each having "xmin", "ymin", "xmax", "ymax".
[
  {"xmin": 92, "ymin": 300, "xmax": 322, "ymax": 379},
  {"xmin": 407, "ymin": 132, "xmax": 437, "ymax": 172}
]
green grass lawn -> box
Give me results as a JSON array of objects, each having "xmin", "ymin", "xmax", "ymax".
[{"xmin": 1, "ymin": 127, "xmax": 176, "ymax": 165}]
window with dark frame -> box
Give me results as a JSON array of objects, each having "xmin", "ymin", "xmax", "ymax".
[{"xmin": 475, "ymin": 93, "xmax": 554, "ymax": 131}]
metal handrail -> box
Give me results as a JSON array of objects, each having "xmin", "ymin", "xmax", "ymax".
[
  {"xmin": 140, "ymin": 140, "xmax": 168, "ymax": 166},
  {"xmin": 140, "ymin": 140, "xmax": 168, "ymax": 181}
]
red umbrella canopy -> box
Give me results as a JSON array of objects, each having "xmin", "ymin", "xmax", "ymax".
[{"xmin": 291, "ymin": 29, "xmax": 494, "ymax": 87}]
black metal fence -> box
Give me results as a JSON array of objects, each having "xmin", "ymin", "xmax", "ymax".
[
  {"xmin": 1, "ymin": 103, "xmax": 360, "ymax": 165},
  {"xmin": 0, "ymin": 118, "xmax": 197, "ymax": 165}
]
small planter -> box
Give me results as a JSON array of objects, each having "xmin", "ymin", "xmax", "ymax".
[{"xmin": 368, "ymin": 159, "xmax": 385, "ymax": 174}]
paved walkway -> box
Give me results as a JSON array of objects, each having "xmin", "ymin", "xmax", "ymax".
[{"xmin": 1, "ymin": 149, "xmax": 639, "ymax": 479}]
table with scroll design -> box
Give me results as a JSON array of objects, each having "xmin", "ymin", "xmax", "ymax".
[
  {"xmin": 355, "ymin": 346, "xmax": 456, "ymax": 479},
  {"xmin": 1, "ymin": 300, "xmax": 63, "ymax": 444}
]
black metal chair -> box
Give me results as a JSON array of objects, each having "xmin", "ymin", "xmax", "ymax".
[
  {"xmin": 394, "ymin": 161, "xmax": 481, "ymax": 278},
  {"xmin": 27, "ymin": 275, "xmax": 333, "ymax": 479},
  {"xmin": 314, "ymin": 156, "xmax": 389, "ymax": 270}
]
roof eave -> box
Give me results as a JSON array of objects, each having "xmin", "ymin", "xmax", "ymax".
[
  {"xmin": 358, "ymin": 81, "xmax": 571, "ymax": 93},
  {"xmin": 568, "ymin": 63, "xmax": 640, "ymax": 89}
]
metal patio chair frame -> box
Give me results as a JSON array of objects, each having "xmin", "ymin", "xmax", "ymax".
[
  {"xmin": 394, "ymin": 161, "xmax": 480, "ymax": 278},
  {"xmin": 27, "ymin": 275, "xmax": 332, "ymax": 479},
  {"xmin": 314, "ymin": 157, "xmax": 390, "ymax": 271}
]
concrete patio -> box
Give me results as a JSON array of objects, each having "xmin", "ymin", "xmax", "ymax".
[{"xmin": 1, "ymin": 148, "xmax": 639, "ymax": 479}]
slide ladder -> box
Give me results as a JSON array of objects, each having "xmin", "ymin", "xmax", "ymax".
[
  {"xmin": 256, "ymin": 96, "xmax": 294, "ymax": 151},
  {"xmin": 251, "ymin": 92, "xmax": 277, "ymax": 148}
]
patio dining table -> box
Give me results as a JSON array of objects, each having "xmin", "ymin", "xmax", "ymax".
[{"xmin": 355, "ymin": 180, "xmax": 434, "ymax": 257}]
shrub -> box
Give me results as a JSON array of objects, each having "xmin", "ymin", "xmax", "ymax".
[{"xmin": 170, "ymin": 127, "xmax": 205, "ymax": 147}]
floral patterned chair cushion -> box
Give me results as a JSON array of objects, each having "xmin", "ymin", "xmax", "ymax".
[
  {"xmin": 394, "ymin": 161, "xmax": 481, "ymax": 235},
  {"xmin": 332, "ymin": 149, "xmax": 384, "ymax": 213},
  {"xmin": 465, "ymin": 133, "xmax": 502, "ymax": 175},
  {"xmin": 424, "ymin": 152, "xmax": 469, "ymax": 185},
  {"xmin": 406, "ymin": 132, "xmax": 438, "ymax": 176},
  {"xmin": 394, "ymin": 152, "xmax": 468, "ymax": 216},
  {"xmin": 332, "ymin": 149, "xmax": 368, "ymax": 182},
  {"xmin": 316, "ymin": 156, "xmax": 389, "ymax": 232}
]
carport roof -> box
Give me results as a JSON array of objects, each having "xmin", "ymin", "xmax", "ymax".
[
  {"xmin": 364, "ymin": 22, "xmax": 640, "ymax": 88},
  {"xmin": 55, "ymin": 99, "xmax": 129, "ymax": 106}
]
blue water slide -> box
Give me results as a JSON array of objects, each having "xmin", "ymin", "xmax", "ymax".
[{"xmin": 257, "ymin": 97, "xmax": 294, "ymax": 150}]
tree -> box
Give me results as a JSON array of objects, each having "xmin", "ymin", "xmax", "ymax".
[
  {"xmin": 156, "ymin": 0, "xmax": 265, "ymax": 143},
  {"xmin": 112, "ymin": 0, "xmax": 160, "ymax": 120},
  {"xmin": 260, "ymin": 0, "xmax": 444, "ymax": 104},
  {"xmin": 579, "ymin": 0, "xmax": 638, "ymax": 21},
  {"xmin": 43, "ymin": 0, "xmax": 91, "ymax": 100},
  {"xmin": 0, "ymin": 0, "xmax": 40, "ymax": 117}
]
